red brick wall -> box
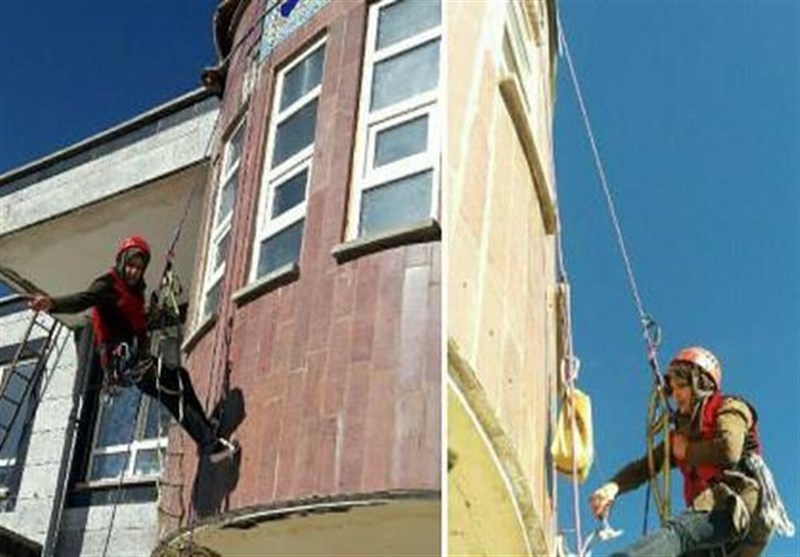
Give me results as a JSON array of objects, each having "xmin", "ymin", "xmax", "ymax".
[{"xmin": 162, "ymin": 0, "xmax": 441, "ymax": 527}]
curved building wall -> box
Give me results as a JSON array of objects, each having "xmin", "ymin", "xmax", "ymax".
[
  {"xmin": 159, "ymin": 0, "xmax": 441, "ymax": 546},
  {"xmin": 447, "ymin": 0, "xmax": 559, "ymax": 554}
]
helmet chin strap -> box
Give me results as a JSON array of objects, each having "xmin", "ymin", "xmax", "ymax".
[
  {"xmin": 689, "ymin": 397, "xmax": 703, "ymax": 422},
  {"xmin": 687, "ymin": 372, "xmax": 712, "ymax": 418}
]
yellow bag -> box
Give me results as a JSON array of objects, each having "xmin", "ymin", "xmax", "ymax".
[{"xmin": 550, "ymin": 388, "xmax": 594, "ymax": 483}]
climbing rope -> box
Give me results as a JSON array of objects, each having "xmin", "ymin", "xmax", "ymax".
[
  {"xmin": 558, "ymin": 21, "xmax": 673, "ymax": 533},
  {"xmin": 565, "ymin": 356, "xmax": 586, "ymax": 555},
  {"xmin": 553, "ymin": 152, "xmax": 596, "ymax": 556},
  {"xmin": 101, "ymin": 414, "xmax": 136, "ymax": 557}
]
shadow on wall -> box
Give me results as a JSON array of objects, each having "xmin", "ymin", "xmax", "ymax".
[{"xmin": 192, "ymin": 387, "xmax": 245, "ymax": 517}]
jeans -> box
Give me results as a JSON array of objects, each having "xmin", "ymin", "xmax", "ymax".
[
  {"xmin": 132, "ymin": 356, "xmax": 218, "ymax": 451},
  {"xmin": 610, "ymin": 510, "xmax": 736, "ymax": 557}
]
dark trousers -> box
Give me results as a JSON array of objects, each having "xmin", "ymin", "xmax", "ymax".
[
  {"xmin": 132, "ymin": 356, "xmax": 217, "ymax": 451},
  {"xmin": 610, "ymin": 510, "xmax": 736, "ymax": 557}
]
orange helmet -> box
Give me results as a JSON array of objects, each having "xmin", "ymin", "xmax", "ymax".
[
  {"xmin": 670, "ymin": 346, "xmax": 721, "ymax": 389},
  {"xmin": 117, "ymin": 235, "xmax": 151, "ymax": 263}
]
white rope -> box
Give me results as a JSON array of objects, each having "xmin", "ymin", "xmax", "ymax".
[
  {"xmin": 553, "ymin": 151, "xmax": 588, "ymax": 555},
  {"xmin": 558, "ymin": 24, "xmax": 648, "ymax": 326}
]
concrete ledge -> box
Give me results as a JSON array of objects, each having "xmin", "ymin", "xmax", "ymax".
[
  {"xmin": 152, "ymin": 489, "xmax": 441, "ymax": 557},
  {"xmin": 0, "ymin": 88, "xmax": 216, "ymax": 187},
  {"xmin": 498, "ymin": 75, "xmax": 557, "ymax": 234},
  {"xmin": 448, "ymin": 339, "xmax": 549, "ymax": 556},
  {"xmin": 331, "ymin": 219, "xmax": 441, "ymax": 264},
  {"xmin": 232, "ymin": 262, "xmax": 300, "ymax": 307}
]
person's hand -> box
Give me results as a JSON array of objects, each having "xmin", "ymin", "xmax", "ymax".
[
  {"xmin": 672, "ymin": 433, "xmax": 688, "ymax": 460},
  {"xmin": 27, "ymin": 293, "xmax": 53, "ymax": 313},
  {"xmin": 589, "ymin": 482, "xmax": 619, "ymax": 518}
]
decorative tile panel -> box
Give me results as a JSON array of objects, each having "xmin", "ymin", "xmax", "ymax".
[{"xmin": 259, "ymin": 0, "xmax": 332, "ymax": 61}]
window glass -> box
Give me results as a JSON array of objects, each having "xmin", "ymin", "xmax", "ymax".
[
  {"xmin": 0, "ymin": 362, "xmax": 36, "ymax": 461},
  {"xmin": 224, "ymin": 125, "xmax": 245, "ymax": 175},
  {"xmin": 214, "ymin": 230, "xmax": 231, "ymax": 271},
  {"xmin": 0, "ymin": 466, "xmax": 11, "ymax": 488},
  {"xmin": 216, "ymin": 171, "xmax": 239, "ymax": 226},
  {"xmin": 374, "ymin": 115, "xmax": 428, "ymax": 167},
  {"xmin": 90, "ymin": 453, "xmax": 128, "ymax": 481},
  {"xmin": 377, "ymin": 0, "xmax": 441, "ymax": 50},
  {"xmin": 1, "ymin": 361, "xmax": 36, "ymax": 404},
  {"xmin": 359, "ymin": 170, "xmax": 432, "ymax": 236},
  {"xmin": 203, "ymin": 278, "xmax": 222, "ymax": 318},
  {"xmin": 133, "ymin": 448, "xmax": 163, "ymax": 476},
  {"xmin": 272, "ymin": 100, "xmax": 319, "ymax": 167},
  {"xmin": 94, "ymin": 389, "xmax": 139, "ymax": 447},
  {"xmin": 371, "ymin": 40, "xmax": 439, "ymax": 111},
  {"xmin": 272, "ymin": 170, "xmax": 308, "ymax": 218},
  {"xmin": 144, "ymin": 398, "xmax": 171, "ymax": 439},
  {"xmin": 202, "ymin": 119, "xmax": 245, "ymax": 322},
  {"xmin": 280, "ymin": 46, "xmax": 325, "ymax": 110},
  {"xmin": 88, "ymin": 387, "xmax": 168, "ymax": 482},
  {"xmin": 257, "ymin": 220, "xmax": 304, "ymax": 277}
]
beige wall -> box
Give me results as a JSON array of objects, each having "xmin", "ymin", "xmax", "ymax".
[{"xmin": 447, "ymin": 0, "xmax": 559, "ymax": 554}]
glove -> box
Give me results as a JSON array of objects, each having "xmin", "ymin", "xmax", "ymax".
[
  {"xmin": 589, "ymin": 481, "xmax": 619, "ymax": 518},
  {"xmin": 27, "ymin": 293, "xmax": 53, "ymax": 313}
]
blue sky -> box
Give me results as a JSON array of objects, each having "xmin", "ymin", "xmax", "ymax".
[
  {"xmin": 555, "ymin": 2, "xmax": 799, "ymax": 556},
  {"xmin": 0, "ymin": 0, "xmax": 218, "ymax": 298},
  {"xmin": 0, "ymin": 0, "xmax": 217, "ymax": 174},
  {"xmin": 0, "ymin": 1, "xmax": 797, "ymax": 556}
]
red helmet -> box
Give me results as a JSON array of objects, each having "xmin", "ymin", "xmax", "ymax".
[
  {"xmin": 670, "ymin": 346, "xmax": 721, "ymax": 389},
  {"xmin": 117, "ymin": 236, "xmax": 151, "ymax": 262}
]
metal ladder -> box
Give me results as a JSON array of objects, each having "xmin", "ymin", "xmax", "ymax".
[{"xmin": 0, "ymin": 310, "xmax": 64, "ymax": 456}]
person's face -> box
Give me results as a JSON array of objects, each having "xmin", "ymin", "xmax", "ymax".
[
  {"xmin": 668, "ymin": 376, "xmax": 693, "ymax": 415},
  {"xmin": 123, "ymin": 253, "xmax": 147, "ymax": 286}
]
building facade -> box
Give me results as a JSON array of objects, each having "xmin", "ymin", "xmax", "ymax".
[
  {"xmin": 446, "ymin": 1, "xmax": 562, "ymax": 555},
  {"xmin": 0, "ymin": 0, "xmax": 442, "ymax": 555},
  {"xmin": 155, "ymin": 1, "xmax": 442, "ymax": 554}
]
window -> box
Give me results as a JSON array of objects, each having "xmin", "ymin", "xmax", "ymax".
[
  {"xmin": 251, "ymin": 38, "xmax": 326, "ymax": 281},
  {"xmin": 0, "ymin": 360, "xmax": 37, "ymax": 495},
  {"xmin": 201, "ymin": 120, "xmax": 246, "ymax": 320},
  {"xmin": 502, "ymin": 0, "xmax": 543, "ymax": 119},
  {"xmin": 348, "ymin": 0, "xmax": 442, "ymax": 239},
  {"xmin": 86, "ymin": 388, "xmax": 169, "ymax": 483}
]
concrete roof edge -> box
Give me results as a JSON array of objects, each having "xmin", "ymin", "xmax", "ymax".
[{"xmin": 0, "ymin": 87, "xmax": 218, "ymax": 186}]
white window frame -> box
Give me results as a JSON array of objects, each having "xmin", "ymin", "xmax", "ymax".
[
  {"xmin": 347, "ymin": 0, "xmax": 443, "ymax": 239},
  {"xmin": 503, "ymin": 0, "xmax": 542, "ymax": 116},
  {"xmin": 250, "ymin": 37, "xmax": 326, "ymax": 283},
  {"xmin": 200, "ymin": 119, "xmax": 246, "ymax": 320},
  {"xmin": 85, "ymin": 391, "xmax": 167, "ymax": 485}
]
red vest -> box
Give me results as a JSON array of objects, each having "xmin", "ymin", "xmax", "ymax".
[
  {"xmin": 90, "ymin": 268, "xmax": 147, "ymax": 347},
  {"xmin": 676, "ymin": 392, "xmax": 761, "ymax": 506}
]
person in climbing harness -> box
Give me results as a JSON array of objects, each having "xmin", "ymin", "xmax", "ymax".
[
  {"xmin": 27, "ymin": 235, "xmax": 237, "ymax": 464},
  {"xmin": 589, "ymin": 346, "xmax": 794, "ymax": 557}
]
